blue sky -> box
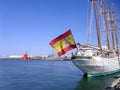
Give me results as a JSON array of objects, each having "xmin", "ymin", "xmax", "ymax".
[{"xmin": 0, "ymin": 0, "xmax": 119, "ymax": 57}]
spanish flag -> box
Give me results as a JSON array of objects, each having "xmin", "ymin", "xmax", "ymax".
[{"xmin": 49, "ymin": 29, "xmax": 77, "ymax": 56}]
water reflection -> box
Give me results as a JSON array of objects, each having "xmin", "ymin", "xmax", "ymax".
[{"xmin": 74, "ymin": 72, "xmax": 120, "ymax": 90}]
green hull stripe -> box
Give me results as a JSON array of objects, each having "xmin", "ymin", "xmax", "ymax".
[
  {"xmin": 71, "ymin": 56, "xmax": 92, "ymax": 59},
  {"xmin": 86, "ymin": 69, "xmax": 120, "ymax": 77}
]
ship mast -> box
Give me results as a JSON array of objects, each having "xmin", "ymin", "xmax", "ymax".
[
  {"xmin": 101, "ymin": 0, "xmax": 111, "ymax": 50},
  {"xmin": 107, "ymin": 0, "xmax": 120, "ymax": 51},
  {"xmin": 92, "ymin": 0, "xmax": 102, "ymax": 51}
]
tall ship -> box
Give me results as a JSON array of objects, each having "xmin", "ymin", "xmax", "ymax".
[{"xmin": 72, "ymin": 0, "xmax": 120, "ymax": 77}]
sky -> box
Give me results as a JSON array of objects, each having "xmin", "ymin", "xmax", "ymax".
[{"xmin": 0, "ymin": 0, "xmax": 119, "ymax": 57}]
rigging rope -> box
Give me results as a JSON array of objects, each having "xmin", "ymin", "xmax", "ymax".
[{"xmin": 86, "ymin": 1, "xmax": 94, "ymax": 44}]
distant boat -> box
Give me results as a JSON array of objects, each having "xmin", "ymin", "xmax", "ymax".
[
  {"xmin": 44, "ymin": 53, "xmax": 63, "ymax": 60},
  {"xmin": 71, "ymin": 0, "xmax": 120, "ymax": 77},
  {"xmin": 22, "ymin": 53, "xmax": 32, "ymax": 60}
]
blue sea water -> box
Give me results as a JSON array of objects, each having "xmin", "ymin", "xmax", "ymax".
[{"xmin": 0, "ymin": 60, "xmax": 119, "ymax": 90}]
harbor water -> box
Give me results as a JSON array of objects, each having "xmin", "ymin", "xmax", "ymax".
[{"xmin": 0, "ymin": 60, "xmax": 119, "ymax": 90}]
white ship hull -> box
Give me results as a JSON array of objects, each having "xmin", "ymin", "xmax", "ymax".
[{"xmin": 72, "ymin": 57, "xmax": 120, "ymax": 77}]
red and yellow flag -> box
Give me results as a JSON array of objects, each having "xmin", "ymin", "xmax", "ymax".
[{"xmin": 49, "ymin": 29, "xmax": 76, "ymax": 56}]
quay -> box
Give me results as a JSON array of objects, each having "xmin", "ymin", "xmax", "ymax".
[{"xmin": 106, "ymin": 78, "xmax": 120, "ymax": 90}]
